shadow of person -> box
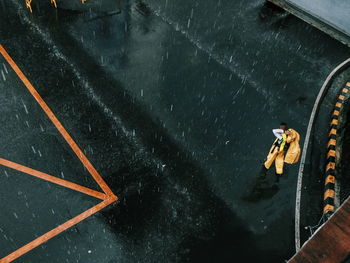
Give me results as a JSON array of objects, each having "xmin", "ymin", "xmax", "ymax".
[{"xmin": 243, "ymin": 178, "xmax": 279, "ymax": 202}]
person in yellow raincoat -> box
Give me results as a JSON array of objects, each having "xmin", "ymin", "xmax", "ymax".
[{"xmin": 261, "ymin": 123, "xmax": 301, "ymax": 183}]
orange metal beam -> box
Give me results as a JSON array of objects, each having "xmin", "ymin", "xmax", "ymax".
[
  {"xmin": 0, "ymin": 158, "xmax": 107, "ymax": 200},
  {"xmin": 0, "ymin": 45, "xmax": 114, "ymax": 197},
  {"xmin": 1, "ymin": 196, "xmax": 117, "ymax": 263},
  {"xmin": 0, "ymin": 45, "xmax": 118, "ymax": 262}
]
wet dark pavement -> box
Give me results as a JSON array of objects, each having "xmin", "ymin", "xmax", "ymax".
[
  {"xmin": 340, "ymin": 110, "xmax": 350, "ymax": 204},
  {"xmin": 1, "ymin": 0, "xmax": 350, "ymax": 262}
]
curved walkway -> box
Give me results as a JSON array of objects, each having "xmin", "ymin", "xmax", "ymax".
[{"xmin": 294, "ymin": 58, "xmax": 350, "ymax": 251}]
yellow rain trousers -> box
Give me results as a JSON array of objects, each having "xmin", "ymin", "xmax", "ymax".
[
  {"xmin": 264, "ymin": 129, "xmax": 301, "ymax": 175},
  {"xmin": 264, "ymin": 135, "xmax": 286, "ymax": 175},
  {"xmin": 284, "ymin": 129, "xmax": 301, "ymax": 164}
]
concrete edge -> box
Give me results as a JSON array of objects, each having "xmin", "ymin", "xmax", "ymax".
[{"xmin": 268, "ymin": 0, "xmax": 350, "ymax": 47}]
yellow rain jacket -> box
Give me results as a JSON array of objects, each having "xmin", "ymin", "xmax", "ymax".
[
  {"xmin": 264, "ymin": 128, "xmax": 301, "ymax": 174},
  {"xmin": 264, "ymin": 134, "xmax": 287, "ymax": 174},
  {"xmin": 284, "ymin": 129, "xmax": 301, "ymax": 164}
]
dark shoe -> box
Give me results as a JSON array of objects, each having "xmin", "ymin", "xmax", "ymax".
[{"xmin": 259, "ymin": 165, "xmax": 268, "ymax": 176}]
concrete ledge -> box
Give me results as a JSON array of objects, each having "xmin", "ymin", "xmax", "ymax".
[{"xmin": 269, "ymin": 0, "xmax": 350, "ymax": 47}]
